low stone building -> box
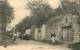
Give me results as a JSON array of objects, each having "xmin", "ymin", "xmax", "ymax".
[{"xmin": 45, "ymin": 14, "xmax": 80, "ymax": 43}]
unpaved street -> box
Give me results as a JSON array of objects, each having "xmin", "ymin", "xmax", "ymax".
[{"xmin": 0, "ymin": 40, "xmax": 72, "ymax": 50}]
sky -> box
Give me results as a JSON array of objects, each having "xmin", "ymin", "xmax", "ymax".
[
  {"xmin": 47, "ymin": 0, "xmax": 60, "ymax": 9},
  {"xmin": 8, "ymin": 0, "xmax": 30, "ymax": 28},
  {"xmin": 7, "ymin": 0, "xmax": 60, "ymax": 30}
]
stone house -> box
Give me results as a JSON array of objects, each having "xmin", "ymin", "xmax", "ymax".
[{"xmin": 45, "ymin": 14, "xmax": 80, "ymax": 43}]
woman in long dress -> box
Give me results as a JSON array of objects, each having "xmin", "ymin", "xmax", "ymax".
[{"xmin": 51, "ymin": 33, "xmax": 56, "ymax": 44}]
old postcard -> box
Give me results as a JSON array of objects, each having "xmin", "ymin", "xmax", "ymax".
[{"xmin": 0, "ymin": 0, "xmax": 80, "ymax": 50}]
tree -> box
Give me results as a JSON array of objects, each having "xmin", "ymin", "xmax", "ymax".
[
  {"xmin": 55, "ymin": 0, "xmax": 79, "ymax": 16},
  {"xmin": 0, "ymin": 0, "xmax": 14, "ymax": 33},
  {"xmin": 0, "ymin": 0, "xmax": 14, "ymax": 45},
  {"xmin": 26, "ymin": 0, "xmax": 55, "ymax": 27},
  {"xmin": 15, "ymin": 16, "xmax": 30, "ymax": 33}
]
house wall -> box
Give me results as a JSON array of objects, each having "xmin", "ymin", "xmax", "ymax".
[
  {"xmin": 72, "ymin": 15, "xmax": 80, "ymax": 42},
  {"xmin": 30, "ymin": 26, "xmax": 35, "ymax": 39},
  {"xmin": 41, "ymin": 24, "xmax": 46, "ymax": 40},
  {"xmin": 35, "ymin": 27, "xmax": 39, "ymax": 40}
]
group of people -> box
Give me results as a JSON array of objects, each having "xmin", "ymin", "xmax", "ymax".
[
  {"xmin": 23, "ymin": 34, "xmax": 30, "ymax": 40},
  {"xmin": 9, "ymin": 32, "xmax": 30, "ymax": 41},
  {"xmin": 23, "ymin": 30, "xmax": 30, "ymax": 40},
  {"xmin": 10, "ymin": 33, "xmax": 17, "ymax": 41},
  {"xmin": 10, "ymin": 32, "xmax": 22, "ymax": 41}
]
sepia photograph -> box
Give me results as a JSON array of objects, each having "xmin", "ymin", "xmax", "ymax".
[{"xmin": 0, "ymin": 0, "xmax": 80, "ymax": 50}]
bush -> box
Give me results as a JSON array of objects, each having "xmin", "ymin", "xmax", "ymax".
[
  {"xmin": 68, "ymin": 42, "xmax": 80, "ymax": 50},
  {"xmin": 1, "ymin": 36, "xmax": 13, "ymax": 46}
]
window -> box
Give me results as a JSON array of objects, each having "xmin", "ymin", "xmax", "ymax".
[{"xmin": 65, "ymin": 18, "xmax": 68, "ymax": 22}]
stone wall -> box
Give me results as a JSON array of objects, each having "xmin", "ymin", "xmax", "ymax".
[{"xmin": 72, "ymin": 15, "xmax": 80, "ymax": 42}]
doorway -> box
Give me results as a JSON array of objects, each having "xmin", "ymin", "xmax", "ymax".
[
  {"xmin": 62, "ymin": 26, "xmax": 73, "ymax": 42},
  {"xmin": 38, "ymin": 28, "xmax": 41, "ymax": 40}
]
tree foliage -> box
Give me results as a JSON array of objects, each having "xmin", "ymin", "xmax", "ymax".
[
  {"xmin": 55, "ymin": 0, "xmax": 79, "ymax": 15},
  {"xmin": 27, "ymin": 0, "xmax": 55, "ymax": 27},
  {"xmin": 0, "ymin": 1, "xmax": 14, "ymax": 45},
  {"xmin": 15, "ymin": 16, "xmax": 30, "ymax": 33},
  {"xmin": 0, "ymin": 1, "xmax": 14, "ymax": 28}
]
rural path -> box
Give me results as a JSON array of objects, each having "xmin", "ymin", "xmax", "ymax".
[{"xmin": 0, "ymin": 40, "xmax": 72, "ymax": 50}]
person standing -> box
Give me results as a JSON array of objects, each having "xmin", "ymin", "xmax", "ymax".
[
  {"xmin": 13, "ymin": 33, "xmax": 17, "ymax": 41},
  {"xmin": 19, "ymin": 33, "xmax": 22, "ymax": 40},
  {"xmin": 10, "ymin": 33, "xmax": 13, "ymax": 39},
  {"xmin": 51, "ymin": 32, "xmax": 56, "ymax": 44}
]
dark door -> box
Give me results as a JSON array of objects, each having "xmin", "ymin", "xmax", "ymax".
[
  {"xmin": 67, "ymin": 26, "xmax": 73, "ymax": 42},
  {"xmin": 62, "ymin": 27, "xmax": 68, "ymax": 42}
]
